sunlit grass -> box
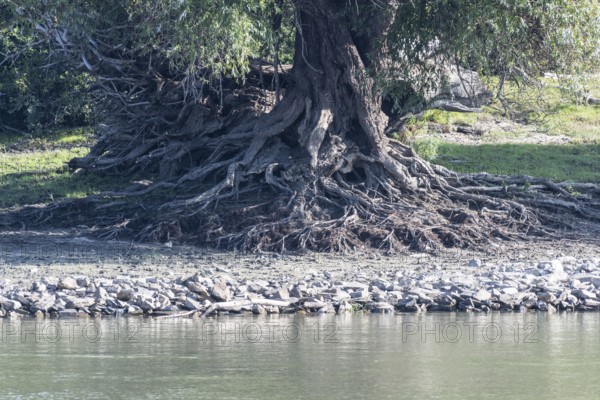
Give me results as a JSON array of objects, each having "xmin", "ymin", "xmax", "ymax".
[
  {"xmin": 0, "ymin": 128, "xmax": 125, "ymax": 209},
  {"xmin": 433, "ymin": 143, "xmax": 600, "ymax": 183}
]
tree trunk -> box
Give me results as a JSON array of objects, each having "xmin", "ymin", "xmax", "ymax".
[{"xmin": 286, "ymin": 0, "xmax": 413, "ymax": 184}]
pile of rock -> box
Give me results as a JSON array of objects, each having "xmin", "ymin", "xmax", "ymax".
[{"xmin": 1, "ymin": 257, "xmax": 599, "ymax": 318}]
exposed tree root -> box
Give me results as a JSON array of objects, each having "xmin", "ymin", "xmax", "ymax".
[
  {"xmin": 5, "ymin": 106, "xmax": 599, "ymax": 254},
  {"xmin": 3, "ymin": 0, "xmax": 600, "ymax": 253}
]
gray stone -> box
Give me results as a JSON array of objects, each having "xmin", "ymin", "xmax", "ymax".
[
  {"xmin": 30, "ymin": 295, "xmax": 56, "ymax": 313},
  {"xmin": 76, "ymin": 277, "xmax": 91, "ymax": 287},
  {"xmin": 253, "ymin": 279, "xmax": 270, "ymax": 288},
  {"xmin": 303, "ymin": 300, "xmax": 326, "ymax": 309},
  {"xmin": 537, "ymin": 292, "xmax": 557, "ymax": 303},
  {"xmin": 246, "ymin": 283, "xmax": 265, "ymax": 293},
  {"xmin": 581, "ymin": 261, "xmax": 598, "ymax": 273},
  {"xmin": 94, "ymin": 287, "xmax": 108, "ymax": 300},
  {"xmin": 497, "ymin": 294, "xmax": 517, "ymax": 306},
  {"xmin": 332, "ymin": 290, "xmax": 351, "ymax": 301},
  {"xmin": 372, "ymin": 279, "xmax": 390, "ymax": 291},
  {"xmin": 525, "ymin": 268, "xmax": 542, "ymax": 276},
  {"xmin": 501, "ymin": 287, "xmax": 519, "ymax": 295},
  {"xmin": 573, "ymin": 289, "xmax": 597, "ymax": 300},
  {"xmin": 134, "ymin": 287, "xmax": 155, "ymax": 299},
  {"xmin": 13, "ymin": 293, "xmax": 32, "ymax": 307},
  {"xmin": 472, "ymin": 289, "xmax": 491, "ymax": 302},
  {"xmin": 0, "ymin": 298, "xmax": 21, "ymax": 311},
  {"xmin": 341, "ymin": 281, "xmax": 369, "ymax": 291},
  {"xmin": 67, "ymin": 297, "xmax": 95, "ymax": 309},
  {"xmin": 106, "ymin": 299, "xmax": 127, "ymax": 308},
  {"xmin": 183, "ymin": 297, "xmax": 203, "ymax": 311},
  {"xmin": 289, "ymin": 286, "xmax": 304, "ymax": 298},
  {"xmin": 139, "ymin": 299, "xmax": 155, "ymax": 312},
  {"xmin": 58, "ymin": 277, "xmax": 78, "ymax": 290},
  {"xmin": 397, "ymin": 298, "xmax": 421, "ymax": 312},
  {"xmin": 127, "ymin": 305, "xmax": 144, "ymax": 316},
  {"xmin": 211, "ymin": 283, "xmax": 232, "ymax": 302},
  {"xmin": 252, "ymin": 304, "xmax": 267, "ymax": 315},
  {"xmin": 584, "ymin": 298, "xmax": 600, "ymax": 307},
  {"xmin": 32, "ymin": 282, "xmax": 47, "ymax": 292},
  {"xmin": 186, "ymin": 281, "xmax": 210, "ymax": 297},
  {"xmin": 350, "ymin": 289, "xmax": 370, "ymax": 299},
  {"xmin": 41, "ymin": 276, "xmax": 59, "ymax": 286},
  {"xmin": 117, "ymin": 288, "xmax": 134, "ymax": 301},
  {"xmin": 58, "ymin": 309, "xmax": 79, "ymax": 318},
  {"xmin": 272, "ymin": 288, "xmax": 289, "ymax": 300}
]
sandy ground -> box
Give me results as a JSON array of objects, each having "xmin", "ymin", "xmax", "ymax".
[{"xmin": 1, "ymin": 229, "xmax": 599, "ymax": 287}]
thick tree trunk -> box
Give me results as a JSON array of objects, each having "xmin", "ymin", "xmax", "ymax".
[{"xmin": 288, "ymin": 0, "xmax": 411, "ymax": 182}]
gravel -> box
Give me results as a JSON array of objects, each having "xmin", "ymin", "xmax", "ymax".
[{"xmin": 1, "ymin": 230, "xmax": 599, "ymax": 318}]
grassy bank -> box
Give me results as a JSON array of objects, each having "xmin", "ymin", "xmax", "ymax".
[
  {"xmin": 435, "ymin": 143, "xmax": 600, "ymax": 183},
  {"xmin": 407, "ymin": 76, "xmax": 600, "ymax": 182},
  {"xmin": 0, "ymin": 129, "xmax": 125, "ymax": 209}
]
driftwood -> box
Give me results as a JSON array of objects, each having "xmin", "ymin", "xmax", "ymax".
[
  {"xmin": 201, "ymin": 299, "xmax": 292, "ymax": 318},
  {"xmin": 154, "ymin": 310, "xmax": 198, "ymax": 319},
  {"xmin": 429, "ymin": 100, "xmax": 482, "ymax": 113},
  {"xmin": 586, "ymin": 97, "xmax": 600, "ymax": 105}
]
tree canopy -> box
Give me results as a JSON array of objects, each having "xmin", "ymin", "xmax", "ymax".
[{"xmin": 2, "ymin": 0, "xmax": 600, "ymax": 252}]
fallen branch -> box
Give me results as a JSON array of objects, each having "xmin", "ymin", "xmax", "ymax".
[
  {"xmin": 429, "ymin": 100, "xmax": 482, "ymax": 113},
  {"xmin": 154, "ymin": 310, "xmax": 197, "ymax": 319},
  {"xmin": 200, "ymin": 299, "xmax": 293, "ymax": 318}
]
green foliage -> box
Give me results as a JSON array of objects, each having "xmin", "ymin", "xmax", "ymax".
[
  {"xmin": 413, "ymin": 136, "xmax": 441, "ymax": 161},
  {"xmin": 4, "ymin": 0, "xmax": 599, "ymax": 132},
  {"xmin": 13, "ymin": 0, "xmax": 295, "ymax": 83},
  {"xmin": 383, "ymin": 0, "xmax": 600, "ymax": 111},
  {"xmin": 0, "ymin": 2, "xmax": 92, "ymax": 132},
  {"xmin": 127, "ymin": 0, "xmax": 267, "ymax": 79},
  {"xmin": 422, "ymin": 110, "xmax": 450, "ymax": 125}
]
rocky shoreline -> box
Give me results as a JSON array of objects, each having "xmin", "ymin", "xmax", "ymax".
[{"xmin": 2, "ymin": 255, "xmax": 600, "ymax": 318}]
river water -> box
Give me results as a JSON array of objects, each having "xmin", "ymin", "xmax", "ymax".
[{"xmin": 1, "ymin": 313, "xmax": 598, "ymax": 399}]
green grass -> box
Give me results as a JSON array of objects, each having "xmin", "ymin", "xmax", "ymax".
[
  {"xmin": 0, "ymin": 128, "xmax": 125, "ymax": 208},
  {"xmin": 539, "ymin": 104, "xmax": 600, "ymax": 142},
  {"xmin": 0, "ymin": 128, "xmax": 94, "ymax": 150},
  {"xmin": 434, "ymin": 143, "xmax": 600, "ymax": 182},
  {"xmin": 407, "ymin": 74, "xmax": 600, "ymax": 181}
]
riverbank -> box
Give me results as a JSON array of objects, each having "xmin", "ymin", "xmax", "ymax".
[{"xmin": 1, "ymin": 230, "xmax": 600, "ymax": 317}]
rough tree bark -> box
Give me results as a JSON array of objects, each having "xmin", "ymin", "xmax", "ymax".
[{"xmin": 5, "ymin": 0, "xmax": 600, "ymax": 252}]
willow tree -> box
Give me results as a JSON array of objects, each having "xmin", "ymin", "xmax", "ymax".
[{"xmin": 6, "ymin": 0, "xmax": 600, "ymax": 251}]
